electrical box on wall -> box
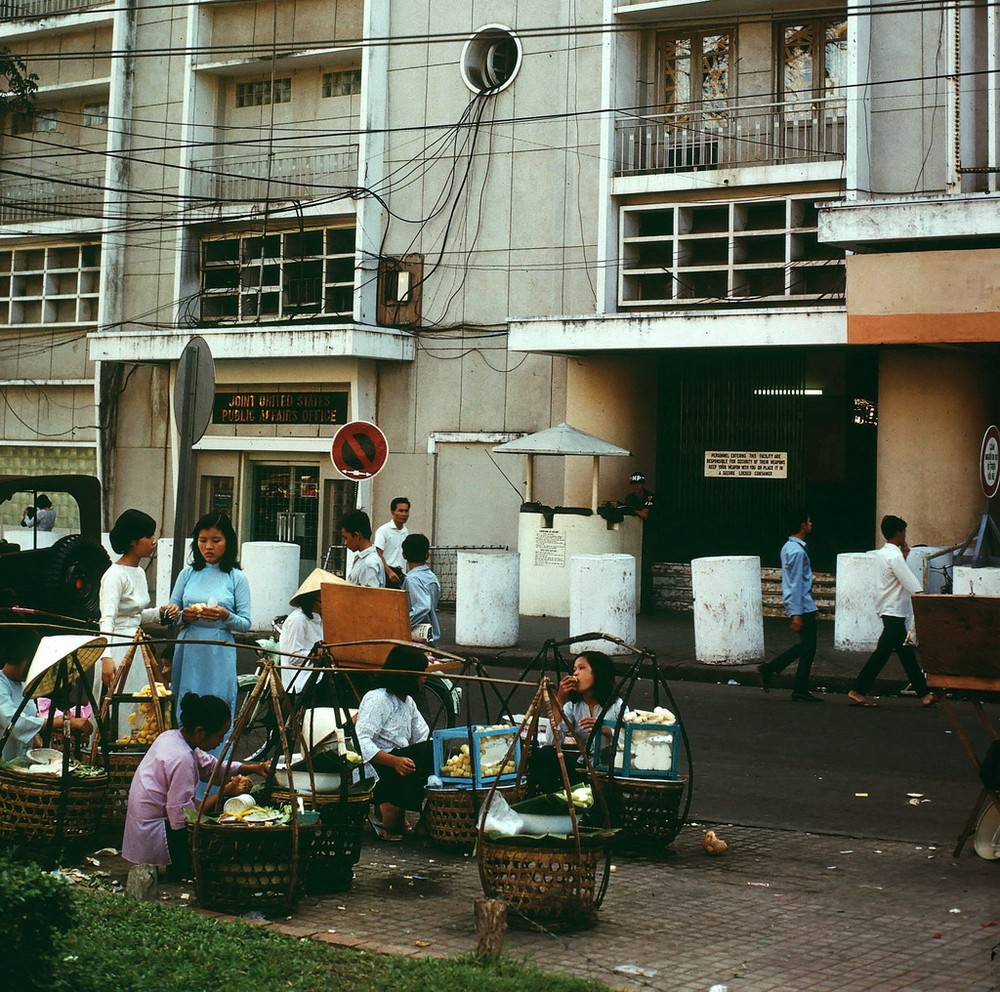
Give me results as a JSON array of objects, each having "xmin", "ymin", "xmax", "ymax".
[{"xmin": 377, "ymin": 253, "xmax": 423, "ymax": 327}]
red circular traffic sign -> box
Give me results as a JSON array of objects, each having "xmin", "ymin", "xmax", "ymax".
[
  {"xmin": 331, "ymin": 421, "xmax": 388, "ymax": 480},
  {"xmin": 981, "ymin": 424, "xmax": 1000, "ymax": 499}
]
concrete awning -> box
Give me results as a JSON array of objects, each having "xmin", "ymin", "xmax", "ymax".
[
  {"xmin": 492, "ymin": 422, "xmax": 630, "ymax": 457},
  {"xmin": 493, "ymin": 423, "xmax": 629, "ymax": 510}
]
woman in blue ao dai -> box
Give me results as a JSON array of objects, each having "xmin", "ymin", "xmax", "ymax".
[{"xmin": 164, "ymin": 513, "xmax": 250, "ymax": 745}]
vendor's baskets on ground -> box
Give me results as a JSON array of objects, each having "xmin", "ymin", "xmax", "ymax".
[
  {"xmin": 478, "ymin": 829, "xmax": 609, "ymax": 932},
  {"xmin": 188, "ymin": 819, "xmax": 319, "ymax": 914},
  {"xmin": 102, "ymin": 749, "xmax": 147, "ymax": 828},
  {"xmin": 272, "ymin": 786, "xmax": 372, "ymax": 893},
  {"xmin": 0, "ymin": 765, "xmax": 107, "ymax": 844},
  {"xmin": 597, "ymin": 772, "xmax": 687, "ymax": 850},
  {"xmin": 425, "ymin": 783, "xmax": 524, "ymax": 850}
]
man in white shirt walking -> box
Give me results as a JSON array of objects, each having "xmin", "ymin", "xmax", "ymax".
[
  {"xmin": 341, "ymin": 509, "xmax": 386, "ymax": 589},
  {"xmin": 847, "ymin": 514, "xmax": 935, "ymax": 708}
]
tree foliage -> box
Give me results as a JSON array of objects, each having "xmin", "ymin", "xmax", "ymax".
[{"xmin": 0, "ymin": 47, "xmax": 39, "ymax": 120}]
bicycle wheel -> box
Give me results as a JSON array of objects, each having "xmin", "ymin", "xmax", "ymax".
[
  {"xmin": 233, "ymin": 673, "xmax": 273, "ymax": 761},
  {"xmin": 418, "ymin": 676, "xmax": 460, "ymax": 732}
]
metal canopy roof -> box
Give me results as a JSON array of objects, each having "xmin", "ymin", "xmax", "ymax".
[{"xmin": 492, "ymin": 422, "xmax": 630, "ymax": 457}]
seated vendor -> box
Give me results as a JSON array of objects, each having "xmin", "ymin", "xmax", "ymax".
[
  {"xmin": 355, "ymin": 645, "xmax": 433, "ymax": 842},
  {"xmin": 531, "ymin": 650, "xmax": 623, "ymax": 794},
  {"xmin": 123, "ymin": 691, "xmax": 269, "ymax": 880},
  {"xmin": 0, "ymin": 628, "xmax": 92, "ymax": 760}
]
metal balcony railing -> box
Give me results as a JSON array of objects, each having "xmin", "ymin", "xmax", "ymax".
[
  {"xmin": 189, "ymin": 145, "xmax": 359, "ymax": 207},
  {"xmin": 615, "ymin": 96, "xmax": 846, "ymax": 176},
  {"xmin": 0, "ymin": 171, "xmax": 104, "ymax": 224},
  {"xmin": 1, "ymin": 0, "xmax": 108, "ymax": 18}
]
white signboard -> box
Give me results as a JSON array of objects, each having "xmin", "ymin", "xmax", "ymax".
[
  {"xmin": 704, "ymin": 450, "xmax": 788, "ymax": 479},
  {"xmin": 534, "ymin": 529, "xmax": 567, "ymax": 567}
]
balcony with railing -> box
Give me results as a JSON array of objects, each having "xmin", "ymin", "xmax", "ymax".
[
  {"xmin": 1, "ymin": 0, "xmax": 108, "ymax": 18},
  {"xmin": 0, "ymin": 170, "xmax": 104, "ymax": 225},
  {"xmin": 615, "ymin": 96, "xmax": 846, "ymax": 178},
  {"xmin": 189, "ymin": 145, "xmax": 360, "ymax": 209}
]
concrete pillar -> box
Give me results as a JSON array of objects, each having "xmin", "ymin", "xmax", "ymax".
[
  {"xmin": 953, "ymin": 567, "xmax": 1000, "ymax": 595},
  {"xmin": 907, "ymin": 546, "xmax": 951, "ymax": 594},
  {"xmin": 455, "ymin": 551, "xmax": 519, "ymax": 648},
  {"xmin": 834, "ymin": 552, "xmax": 881, "ymax": 651},
  {"xmin": 155, "ymin": 538, "xmax": 177, "ymax": 602},
  {"xmin": 570, "ymin": 554, "xmax": 636, "ymax": 655},
  {"xmin": 690, "ymin": 556, "xmax": 763, "ymax": 664},
  {"xmin": 241, "ymin": 541, "xmax": 300, "ymax": 631}
]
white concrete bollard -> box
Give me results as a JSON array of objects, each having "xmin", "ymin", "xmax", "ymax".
[
  {"xmin": 455, "ymin": 551, "xmax": 520, "ymax": 648},
  {"xmin": 953, "ymin": 566, "xmax": 1000, "ymax": 596},
  {"xmin": 154, "ymin": 538, "xmax": 178, "ymax": 602},
  {"xmin": 906, "ymin": 546, "xmax": 951, "ymax": 594},
  {"xmin": 834, "ymin": 552, "xmax": 881, "ymax": 651},
  {"xmin": 241, "ymin": 542, "xmax": 300, "ymax": 631},
  {"xmin": 569, "ymin": 554, "xmax": 636, "ymax": 656},
  {"xmin": 690, "ymin": 555, "xmax": 763, "ymax": 664}
]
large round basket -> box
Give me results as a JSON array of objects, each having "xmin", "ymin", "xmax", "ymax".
[
  {"xmin": 425, "ymin": 784, "xmax": 525, "ymax": 850},
  {"xmin": 0, "ymin": 766, "xmax": 108, "ymax": 844},
  {"xmin": 478, "ymin": 830, "xmax": 610, "ymax": 932},
  {"xmin": 271, "ymin": 788, "xmax": 373, "ymax": 893},
  {"xmin": 188, "ymin": 819, "xmax": 318, "ymax": 915},
  {"xmin": 101, "ymin": 749, "xmax": 148, "ymax": 829},
  {"xmin": 598, "ymin": 773, "xmax": 687, "ymax": 851}
]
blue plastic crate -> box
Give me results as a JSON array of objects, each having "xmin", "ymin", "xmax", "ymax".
[
  {"xmin": 432, "ymin": 725, "xmax": 521, "ymax": 788},
  {"xmin": 594, "ymin": 719, "xmax": 680, "ymax": 779}
]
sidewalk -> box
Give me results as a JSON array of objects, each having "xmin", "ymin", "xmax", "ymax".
[
  {"xmin": 436, "ymin": 609, "xmax": 887, "ymax": 696},
  {"xmin": 128, "ymin": 821, "xmax": 1000, "ymax": 992}
]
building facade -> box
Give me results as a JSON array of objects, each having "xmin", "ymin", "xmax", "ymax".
[{"xmin": 1, "ymin": 0, "xmax": 996, "ymax": 583}]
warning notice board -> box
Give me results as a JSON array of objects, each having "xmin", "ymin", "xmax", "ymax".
[{"xmin": 704, "ymin": 451, "xmax": 788, "ymax": 479}]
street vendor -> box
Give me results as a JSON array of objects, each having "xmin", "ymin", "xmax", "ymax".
[
  {"xmin": 531, "ymin": 650, "xmax": 624, "ymax": 793},
  {"xmin": 0, "ymin": 628, "xmax": 93, "ymax": 760},
  {"xmin": 123, "ymin": 691, "xmax": 269, "ymax": 880},
  {"xmin": 355, "ymin": 645, "xmax": 433, "ymax": 842}
]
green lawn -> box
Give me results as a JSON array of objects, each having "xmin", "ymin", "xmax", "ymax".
[{"xmin": 50, "ymin": 890, "xmax": 613, "ymax": 992}]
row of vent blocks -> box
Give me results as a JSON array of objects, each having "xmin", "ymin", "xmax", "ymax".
[{"xmin": 652, "ymin": 562, "xmax": 836, "ymax": 619}]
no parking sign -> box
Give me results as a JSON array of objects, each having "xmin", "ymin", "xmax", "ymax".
[{"xmin": 330, "ymin": 421, "xmax": 389, "ymax": 480}]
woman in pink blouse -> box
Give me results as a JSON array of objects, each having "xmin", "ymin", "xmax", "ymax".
[{"xmin": 123, "ymin": 692, "xmax": 268, "ymax": 879}]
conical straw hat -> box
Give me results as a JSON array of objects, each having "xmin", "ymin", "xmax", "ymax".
[
  {"xmin": 25, "ymin": 634, "xmax": 108, "ymax": 698},
  {"xmin": 290, "ymin": 567, "xmax": 348, "ymax": 607}
]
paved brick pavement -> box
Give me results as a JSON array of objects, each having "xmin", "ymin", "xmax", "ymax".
[{"xmin": 106, "ymin": 820, "xmax": 1000, "ymax": 992}]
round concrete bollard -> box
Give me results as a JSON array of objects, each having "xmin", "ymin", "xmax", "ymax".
[
  {"xmin": 154, "ymin": 538, "xmax": 177, "ymax": 602},
  {"xmin": 834, "ymin": 552, "xmax": 881, "ymax": 651},
  {"xmin": 241, "ymin": 542, "xmax": 300, "ymax": 631},
  {"xmin": 690, "ymin": 556, "xmax": 763, "ymax": 664},
  {"xmin": 455, "ymin": 551, "xmax": 519, "ymax": 648},
  {"xmin": 570, "ymin": 554, "xmax": 636, "ymax": 655},
  {"xmin": 906, "ymin": 546, "xmax": 951, "ymax": 594},
  {"xmin": 953, "ymin": 566, "xmax": 1000, "ymax": 596}
]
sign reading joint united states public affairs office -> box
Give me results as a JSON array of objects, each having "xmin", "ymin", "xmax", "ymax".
[
  {"xmin": 213, "ymin": 391, "xmax": 348, "ymax": 426},
  {"xmin": 704, "ymin": 450, "xmax": 788, "ymax": 479}
]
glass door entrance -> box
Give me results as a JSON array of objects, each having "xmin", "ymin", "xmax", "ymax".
[{"xmin": 250, "ymin": 463, "xmax": 320, "ymax": 573}]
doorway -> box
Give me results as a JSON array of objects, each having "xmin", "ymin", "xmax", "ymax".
[{"xmin": 249, "ymin": 463, "xmax": 320, "ymax": 572}]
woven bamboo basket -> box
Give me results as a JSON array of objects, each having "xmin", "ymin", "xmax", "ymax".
[
  {"xmin": 598, "ymin": 773, "xmax": 687, "ymax": 851},
  {"xmin": 0, "ymin": 766, "xmax": 108, "ymax": 843},
  {"xmin": 101, "ymin": 749, "xmax": 148, "ymax": 829},
  {"xmin": 271, "ymin": 787, "xmax": 373, "ymax": 893},
  {"xmin": 425, "ymin": 783, "xmax": 525, "ymax": 850},
  {"xmin": 478, "ymin": 830, "xmax": 609, "ymax": 932},
  {"xmin": 188, "ymin": 819, "xmax": 319, "ymax": 915}
]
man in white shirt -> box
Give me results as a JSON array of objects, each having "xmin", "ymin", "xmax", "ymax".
[
  {"xmin": 340, "ymin": 509, "xmax": 386, "ymax": 589},
  {"xmin": 374, "ymin": 497, "xmax": 410, "ymax": 588},
  {"xmin": 848, "ymin": 514, "xmax": 935, "ymax": 708}
]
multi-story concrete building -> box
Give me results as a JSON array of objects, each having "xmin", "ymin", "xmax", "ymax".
[{"xmin": 1, "ymin": 1, "xmax": 996, "ymax": 585}]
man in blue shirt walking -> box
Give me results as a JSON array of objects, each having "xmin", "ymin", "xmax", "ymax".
[{"xmin": 758, "ymin": 510, "xmax": 821, "ymax": 702}]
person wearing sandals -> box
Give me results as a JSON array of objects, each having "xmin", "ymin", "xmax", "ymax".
[
  {"xmin": 355, "ymin": 644, "xmax": 433, "ymax": 841},
  {"xmin": 847, "ymin": 514, "xmax": 935, "ymax": 708}
]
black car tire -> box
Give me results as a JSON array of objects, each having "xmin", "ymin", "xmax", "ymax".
[{"xmin": 42, "ymin": 534, "xmax": 111, "ymax": 620}]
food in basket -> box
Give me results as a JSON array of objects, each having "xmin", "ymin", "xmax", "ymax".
[
  {"xmin": 2, "ymin": 756, "xmax": 104, "ymax": 778},
  {"xmin": 116, "ymin": 683, "xmax": 172, "ymax": 745},
  {"xmin": 442, "ymin": 744, "xmax": 473, "ymax": 776},
  {"xmin": 624, "ymin": 706, "xmax": 676, "ymax": 725},
  {"xmin": 229, "ymin": 774, "xmax": 252, "ymax": 793}
]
